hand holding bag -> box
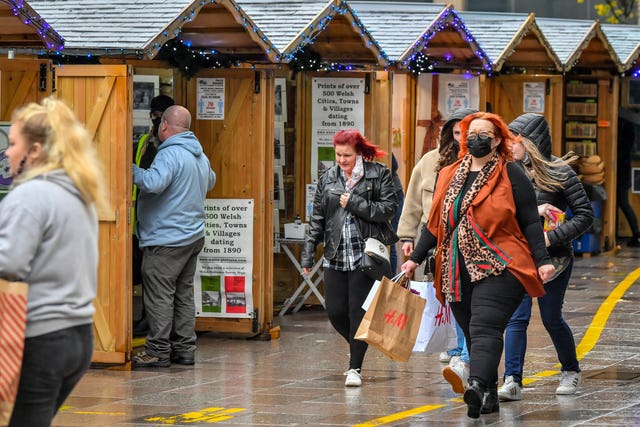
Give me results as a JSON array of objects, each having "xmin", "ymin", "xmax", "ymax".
[
  {"xmin": 355, "ymin": 273, "xmax": 426, "ymax": 362},
  {"xmin": 0, "ymin": 279, "xmax": 28, "ymax": 425}
]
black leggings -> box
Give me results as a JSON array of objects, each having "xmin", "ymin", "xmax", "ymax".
[
  {"xmin": 323, "ymin": 268, "xmax": 374, "ymax": 370},
  {"xmin": 449, "ymin": 269, "xmax": 525, "ymax": 388}
]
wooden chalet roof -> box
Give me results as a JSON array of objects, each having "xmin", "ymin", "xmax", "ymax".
[
  {"xmin": 458, "ymin": 11, "xmax": 561, "ymax": 72},
  {"xmin": 237, "ymin": 0, "xmax": 390, "ymax": 66},
  {"xmin": 349, "ymin": 1, "xmax": 489, "ymax": 71},
  {"xmin": 0, "ymin": 0, "xmax": 63, "ymax": 50},
  {"xmin": 28, "ymin": 0, "xmax": 279, "ymax": 61},
  {"xmin": 601, "ymin": 24, "xmax": 640, "ymax": 71},
  {"xmin": 536, "ymin": 17, "xmax": 623, "ymax": 73}
]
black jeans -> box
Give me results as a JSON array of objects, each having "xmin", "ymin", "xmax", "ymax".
[
  {"xmin": 9, "ymin": 324, "xmax": 93, "ymax": 427},
  {"xmin": 323, "ymin": 267, "xmax": 374, "ymax": 370},
  {"xmin": 449, "ymin": 269, "xmax": 525, "ymax": 388}
]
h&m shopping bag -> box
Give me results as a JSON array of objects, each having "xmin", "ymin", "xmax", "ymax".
[
  {"xmin": 0, "ymin": 279, "xmax": 28, "ymax": 426},
  {"xmin": 410, "ymin": 280, "xmax": 457, "ymax": 353},
  {"xmin": 355, "ymin": 274, "xmax": 425, "ymax": 362}
]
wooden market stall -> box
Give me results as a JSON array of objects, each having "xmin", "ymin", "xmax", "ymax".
[
  {"xmin": 237, "ymin": 0, "xmax": 397, "ymax": 311},
  {"xmin": 351, "ymin": 2, "xmax": 491, "ymax": 185},
  {"xmin": 460, "ymin": 12, "xmax": 564, "ymax": 151},
  {"xmin": 537, "ymin": 17, "xmax": 624, "ymax": 251},
  {"xmin": 28, "ymin": 0, "xmax": 288, "ymax": 365},
  {"xmin": 602, "ymin": 23, "xmax": 640, "ymax": 240}
]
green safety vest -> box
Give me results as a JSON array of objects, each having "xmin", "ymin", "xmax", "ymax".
[{"xmin": 131, "ymin": 133, "xmax": 151, "ymax": 234}]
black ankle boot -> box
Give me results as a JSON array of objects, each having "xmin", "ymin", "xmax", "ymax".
[
  {"xmin": 628, "ymin": 234, "xmax": 640, "ymax": 247},
  {"xmin": 463, "ymin": 379, "xmax": 484, "ymax": 419},
  {"xmin": 481, "ymin": 382, "xmax": 500, "ymax": 414}
]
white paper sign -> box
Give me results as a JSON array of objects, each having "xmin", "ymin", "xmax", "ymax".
[
  {"xmin": 523, "ymin": 82, "xmax": 545, "ymax": 113},
  {"xmin": 196, "ymin": 78, "xmax": 225, "ymax": 120},
  {"xmin": 194, "ymin": 199, "xmax": 254, "ymax": 318},
  {"xmin": 311, "ymin": 77, "xmax": 365, "ymax": 181}
]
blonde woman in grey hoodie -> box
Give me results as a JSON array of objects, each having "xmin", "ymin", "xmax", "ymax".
[{"xmin": 0, "ymin": 97, "xmax": 107, "ymax": 427}]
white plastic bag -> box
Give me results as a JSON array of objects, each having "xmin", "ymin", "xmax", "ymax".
[{"xmin": 410, "ymin": 280, "xmax": 457, "ymax": 353}]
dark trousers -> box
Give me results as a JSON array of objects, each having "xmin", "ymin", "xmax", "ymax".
[
  {"xmin": 504, "ymin": 259, "xmax": 579, "ymax": 382},
  {"xmin": 9, "ymin": 324, "xmax": 93, "ymax": 427},
  {"xmin": 449, "ymin": 270, "xmax": 525, "ymax": 388},
  {"xmin": 618, "ymin": 186, "xmax": 639, "ymax": 235},
  {"xmin": 142, "ymin": 237, "xmax": 204, "ymax": 359},
  {"xmin": 323, "ymin": 268, "xmax": 374, "ymax": 370}
]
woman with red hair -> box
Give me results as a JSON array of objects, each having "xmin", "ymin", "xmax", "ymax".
[
  {"xmin": 302, "ymin": 129, "xmax": 398, "ymax": 387},
  {"xmin": 401, "ymin": 113, "xmax": 555, "ymax": 418}
]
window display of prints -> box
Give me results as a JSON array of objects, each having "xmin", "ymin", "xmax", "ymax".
[
  {"xmin": 194, "ymin": 199, "xmax": 254, "ymax": 318},
  {"xmin": 311, "ymin": 77, "xmax": 365, "ymax": 181}
]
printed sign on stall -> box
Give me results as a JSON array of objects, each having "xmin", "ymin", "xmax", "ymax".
[
  {"xmin": 194, "ymin": 199, "xmax": 254, "ymax": 318},
  {"xmin": 196, "ymin": 78, "xmax": 225, "ymax": 120},
  {"xmin": 523, "ymin": 82, "xmax": 545, "ymax": 113},
  {"xmin": 311, "ymin": 77, "xmax": 365, "ymax": 181}
]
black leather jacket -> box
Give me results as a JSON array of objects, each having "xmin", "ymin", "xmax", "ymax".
[{"xmin": 301, "ymin": 161, "xmax": 398, "ymax": 268}]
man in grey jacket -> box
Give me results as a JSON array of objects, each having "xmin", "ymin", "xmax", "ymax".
[{"xmin": 132, "ymin": 105, "xmax": 216, "ymax": 367}]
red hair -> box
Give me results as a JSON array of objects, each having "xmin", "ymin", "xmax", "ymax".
[
  {"xmin": 458, "ymin": 112, "xmax": 518, "ymax": 161},
  {"xmin": 333, "ymin": 129, "xmax": 386, "ymax": 161}
]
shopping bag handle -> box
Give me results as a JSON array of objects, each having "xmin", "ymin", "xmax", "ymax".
[{"xmin": 389, "ymin": 271, "xmax": 410, "ymax": 289}]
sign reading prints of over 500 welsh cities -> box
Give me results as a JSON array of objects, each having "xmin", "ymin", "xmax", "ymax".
[
  {"xmin": 194, "ymin": 199, "xmax": 254, "ymax": 318},
  {"xmin": 311, "ymin": 77, "xmax": 365, "ymax": 182}
]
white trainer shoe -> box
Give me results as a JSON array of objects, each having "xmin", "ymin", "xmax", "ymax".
[
  {"xmin": 439, "ymin": 351, "xmax": 453, "ymax": 363},
  {"xmin": 442, "ymin": 357, "xmax": 469, "ymax": 394},
  {"xmin": 344, "ymin": 369, "xmax": 362, "ymax": 387},
  {"xmin": 556, "ymin": 371, "xmax": 581, "ymax": 395},
  {"xmin": 498, "ymin": 375, "xmax": 522, "ymax": 401}
]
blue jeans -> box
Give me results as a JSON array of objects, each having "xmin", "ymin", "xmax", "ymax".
[
  {"xmin": 447, "ymin": 320, "xmax": 470, "ymax": 364},
  {"xmin": 9, "ymin": 324, "xmax": 93, "ymax": 427},
  {"xmin": 503, "ymin": 258, "xmax": 579, "ymax": 383}
]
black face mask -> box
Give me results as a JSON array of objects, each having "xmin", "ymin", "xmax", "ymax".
[
  {"xmin": 151, "ymin": 117, "xmax": 162, "ymax": 136},
  {"xmin": 466, "ymin": 134, "xmax": 493, "ymax": 158}
]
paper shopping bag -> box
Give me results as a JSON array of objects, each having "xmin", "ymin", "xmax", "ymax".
[
  {"xmin": 410, "ymin": 280, "xmax": 457, "ymax": 353},
  {"xmin": 0, "ymin": 279, "xmax": 28, "ymax": 426},
  {"xmin": 355, "ymin": 275, "xmax": 425, "ymax": 362}
]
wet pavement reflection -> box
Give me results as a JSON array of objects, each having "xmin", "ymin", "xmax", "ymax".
[{"xmin": 53, "ymin": 247, "xmax": 640, "ymax": 426}]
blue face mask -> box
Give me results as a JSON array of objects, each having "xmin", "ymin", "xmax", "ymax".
[{"xmin": 466, "ymin": 133, "xmax": 493, "ymax": 158}]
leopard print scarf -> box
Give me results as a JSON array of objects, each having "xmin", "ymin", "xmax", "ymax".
[{"xmin": 439, "ymin": 152, "xmax": 511, "ymax": 302}]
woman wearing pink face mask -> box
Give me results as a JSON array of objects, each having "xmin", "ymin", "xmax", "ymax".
[{"xmin": 302, "ymin": 129, "xmax": 397, "ymax": 388}]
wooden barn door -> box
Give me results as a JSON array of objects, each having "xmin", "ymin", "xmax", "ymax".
[
  {"xmin": 487, "ymin": 75, "xmax": 564, "ymax": 155},
  {"xmin": 0, "ymin": 58, "xmax": 52, "ymax": 120},
  {"xmin": 55, "ymin": 65, "xmax": 132, "ymax": 364},
  {"xmin": 187, "ymin": 68, "xmax": 274, "ymax": 335}
]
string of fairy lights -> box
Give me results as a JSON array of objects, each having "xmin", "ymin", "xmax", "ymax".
[{"xmin": 9, "ymin": 0, "xmax": 634, "ymax": 79}]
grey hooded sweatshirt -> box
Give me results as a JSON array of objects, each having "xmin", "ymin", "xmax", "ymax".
[{"xmin": 0, "ymin": 170, "xmax": 98, "ymax": 337}]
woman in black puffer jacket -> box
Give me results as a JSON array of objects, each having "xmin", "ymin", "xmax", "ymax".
[{"xmin": 497, "ymin": 113, "xmax": 594, "ymax": 402}]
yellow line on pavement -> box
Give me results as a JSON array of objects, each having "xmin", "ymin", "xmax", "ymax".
[
  {"xmin": 352, "ymin": 267, "xmax": 640, "ymax": 426},
  {"xmin": 352, "ymin": 404, "xmax": 446, "ymax": 427},
  {"xmin": 145, "ymin": 407, "xmax": 246, "ymax": 424}
]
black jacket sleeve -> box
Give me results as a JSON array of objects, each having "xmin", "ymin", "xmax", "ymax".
[
  {"xmin": 409, "ymin": 223, "xmax": 437, "ymax": 264},
  {"xmin": 507, "ymin": 163, "xmax": 552, "ymax": 267}
]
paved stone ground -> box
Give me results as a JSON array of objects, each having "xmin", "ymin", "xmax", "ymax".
[{"xmin": 51, "ymin": 246, "xmax": 640, "ymax": 426}]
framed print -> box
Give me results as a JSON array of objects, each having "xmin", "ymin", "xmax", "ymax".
[
  {"xmin": 0, "ymin": 122, "xmax": 11, "ymax": 199},
  {"xmin": 274, "ymin": 123, "xmax": 285, "ymax": 167},
  {"xmin": 275, "ymin": 78, "xmax": 287, "ymax": 123},
  {"xmin": 133, "ymin": 75, "xmax": 159, "ymax": 113},
  {"xmin": 632, "ymin": 168, "xmax": 640, "ymax": 194}
]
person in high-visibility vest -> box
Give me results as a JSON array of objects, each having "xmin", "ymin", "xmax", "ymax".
[{"xmin": 132, "ymin": 95, "xmax": 174, "ymax": 336}]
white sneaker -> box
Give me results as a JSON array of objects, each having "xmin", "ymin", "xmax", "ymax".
[
  {"xmin": 344, "ymin": 369, "xmax": 362, "ymax": 387},
  {"xmin": 439, "ymin": 351, "xmax": 453, "ymax": 363},
  {"xmin": 442, "ymin": 358, "xmax": 469, "ymax": 394},
  {"xmin": 498, "ymin": 375, "xmax": 522, "ymax": 401},
  {"xmin": 556, "ymin": 371, "xmax": 581, "ymax": 395}
]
